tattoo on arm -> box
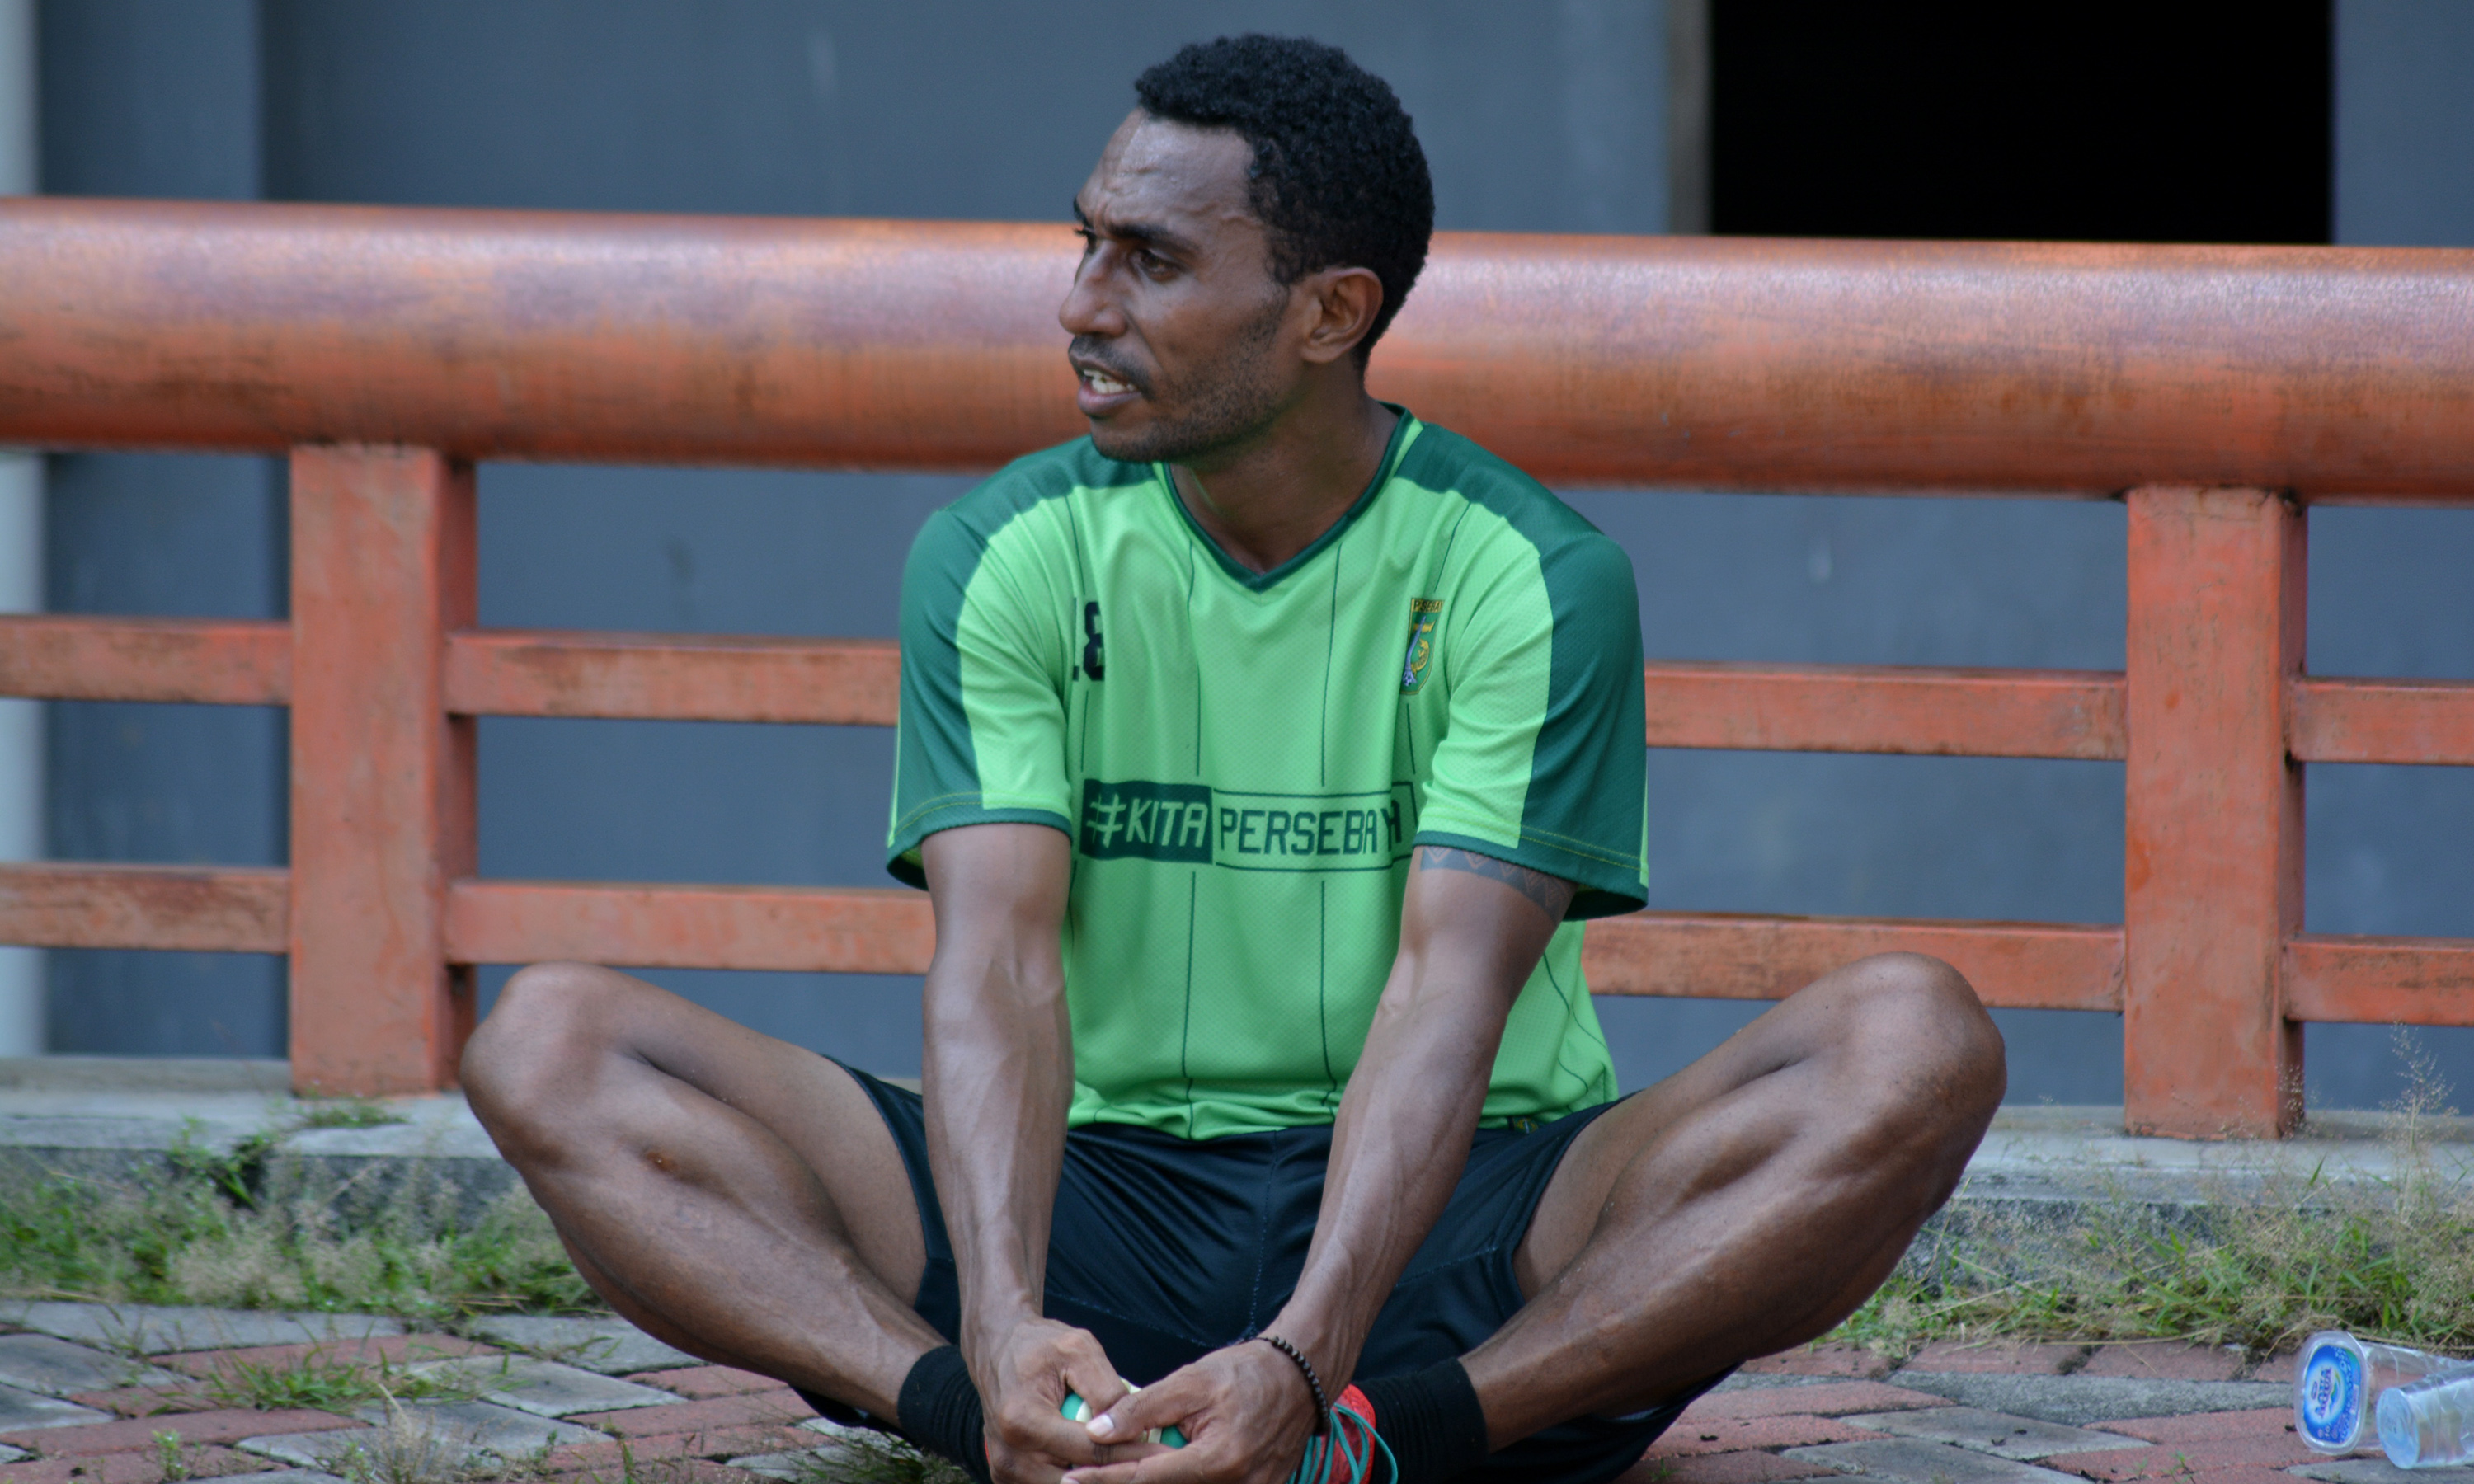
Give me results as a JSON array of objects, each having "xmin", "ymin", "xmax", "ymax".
[{"xmin": 1413, "ymin": 846, "xmax": 1575, "ymax": 918}]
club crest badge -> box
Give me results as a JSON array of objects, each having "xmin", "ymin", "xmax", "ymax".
[{"xmin": 1400, "ymin": 598, "xmax": 1444, "ymax": 693}]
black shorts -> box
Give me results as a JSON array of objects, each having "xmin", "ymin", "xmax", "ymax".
[{"xmin": 825, "ymin": 1061, "xmax": 1720, "ymax": 1484}]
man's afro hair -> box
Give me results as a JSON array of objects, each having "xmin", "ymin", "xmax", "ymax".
[{"xmin": 1135, "ymin": 35, "xmax": 1434, "ymax": 360}]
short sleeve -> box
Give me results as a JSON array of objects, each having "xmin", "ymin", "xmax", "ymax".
[
  {"xmin": 1414, "ymin": 530, "xmax": 1646, "ymax": 919},
  {"xmin": 884, "ymin": 504, "xmax": 1075, "ymax": 886}
]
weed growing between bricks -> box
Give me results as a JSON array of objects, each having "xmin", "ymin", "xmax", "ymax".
[
  {"xmin": 0, "ymin": 1130, "xmax": 595, "ymax": 1319},
  {"xmin": 1832, "ymin": 1041, "xmax": 2474, "ymax": 1357}
]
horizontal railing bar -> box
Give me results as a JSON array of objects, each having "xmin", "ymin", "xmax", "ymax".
[
  {"xmin": 0, "ymin": 616, "xmax": 290, "ymax": 704},
  {"xmin": 444, "ymin": 878, "xmax": 934, "ymax": 974},
  {"xmin": 450, "ymin": 880, "xmax": 2126, "ymax": 1012},
  {"xmin": 447, "ymin": 632, "xmax": 2132, "ymax": 760},
  {"xmin": 6, "ymin": 200, "xmax": 2474, "ymax": 497},
  {"xmin": 8, "ymin": 616, "xmax": 2467, "ymax": 777},
  {"xmin": 1583, "ymin": 911, "xmax": 2124, "ymax": 1011},
  {"xmin": 1645, "ymin": 662, "xmax": 2124, "ymax": 759},
  {"xmin": 2285, "ymin": 933, "xmax": 2474, "ymax": 1026},
  {"xmin": 0, "ymin": 862, "xmax": 288, "ymax": 952},
  {"xmin": 444, "ymin": 629, "xmax": 898, "ymax": 725},
  {"xmin": 2, "ymin": 865, "xmax": 2458, "ymax": 1033},
  {"xmin": 2289, "ymin": 676, "xmax": 2474, "ymax": 766}
]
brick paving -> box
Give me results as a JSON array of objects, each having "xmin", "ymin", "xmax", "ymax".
[{"xmin": 0, "ymin": 1302, "xmax": 2411, "ymax": 1484}]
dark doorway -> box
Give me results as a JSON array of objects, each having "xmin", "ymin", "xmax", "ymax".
[{"xmin": 1710, "ymin": 2, "xmax": 2332, "ymax": 242}]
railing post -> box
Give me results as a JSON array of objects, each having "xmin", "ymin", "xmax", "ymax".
[
  {"xmin": 289, "ymin": 446, "xmax": 477, "ymax": 1096},
  {"xmin": 2123, "ymin": 486, "xmax": 2305, "ymax": 1137}
]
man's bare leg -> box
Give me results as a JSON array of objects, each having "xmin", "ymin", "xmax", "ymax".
[
  {"xmin": 1466, "ymin": 952, "xmax": 2006, "ymax": 1445},
  {"xmin": 460, "ymin": 961, "xmax": 943, "ymax": 1419}
]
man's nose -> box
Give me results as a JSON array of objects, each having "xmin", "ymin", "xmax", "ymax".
[{"xmin": 1059, "ymin": 256, "xmax": 1126, "ymax": 338}]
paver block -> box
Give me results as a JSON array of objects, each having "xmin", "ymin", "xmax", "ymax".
[
  {"xmin": 535, "ymin": 1461, "xmax": 747, "ymax": 1484},
  {"xmin": 11, "ymin": 1408, "xmax": 363, "ymax": 1458},
  {"xmin": 64, "ymin": 1385, "xmax": 214, "ymax": 1418},
  {"xmin": 630, "ymin": 1365, "xmax": 783, "ymax": 1399},
  {"xmin": 2052, "ymin": 1437, "xmax": 2325, "ymax": 1480},
  {"xmin": 0, "ymin": 1337, "xmax": 183, "ymax": 1399},
  {"xmin": 411, "ymin": 1356, "xmax": 680, "ymax": 1417},
  {"xmin": 1905, "ymin": 1343, "xmax": 2092, "ymax": 1377},
  {"xmin": 161, "ymin": 1334, "xmax": 492, "ymax": 1378},
  {"xmin": 1845, "ymin": 1408, "xmax": 2148, "ymax": 1461},
  {"xmin": 0, "ymin": 1383, "xmax": 111, "ymax": 1434},
  {"xmin": 236, "ymin": 1428, "xmax": 381, "ymax": 1472},
  {"xmin": 2251, "ymin": 1355, "xmax": 2300, "ymax": 1386},
  {"xmin": 1889, "ymin": 1375, "xmax": 2290, "ymax": 1428},
  {"xmin": 0, "ymin": 1443, "xmax": 258, "ymax": 1484},
  {"xmin": 2081, "ymin": 1345, "xmax": 2249, "ymax": 1383},
  {"xmin": 463, "ymin": 1317, "xmax": 695, "ymax": 1376},
  {"xmin": 2100, "ymin": 1410, "xmax": 2300, "ymax": 1445},
  {"xmin": 539, "ymin": 1426, "xmax": 821, "ymax": 1470},
  {"xmin": 570, "ymin": 1390, "xmax": 815, "ymax": 1437},
  {"xmin": 0, "ymin": 1305, "xmax": 402, "ymax": 1356},
  {"xmin": 1687, "ymin": 1383, "xmax": 1950, "ymax": 1422},
  {"xmin": 1622, "ymin": 1450, "xmax": 1840, "ymax": 1483},
  {"xmin": 2289, "ymin": 1458, "xmax": 2474, "ymax": 1484},
  {"xmin": 349, "ymin": 1401, "xmax": 599, "ymax": 1458},
  {"xmin": 1785, "ymin": 1437, "xmax": 2090, "ymax": 1484},
  {"xmin": 1747, "ymin": 1345, "xmax": 1903, "ymax": 1380},
  {"xmin": 730, "ymin": 1449, "xmax": 852, "ymax": 1480},
  {"xmin": 1652, "ymin": 1417, "xmax": 1889, "ymax": 1458}
]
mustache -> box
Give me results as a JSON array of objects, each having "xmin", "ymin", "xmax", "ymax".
[{"xmin": 1068, "ymin": 337, "xmax": 1150, "ymax": 396}]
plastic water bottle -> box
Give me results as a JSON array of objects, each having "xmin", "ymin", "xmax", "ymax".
[
  {"xmin": 2381, "ymin": 1373, "xmax": 2474, "ymax": 1468},
  {"xmin": 2295, "ymin": 1331, "xmax": 2474, "ymax": 1455}
]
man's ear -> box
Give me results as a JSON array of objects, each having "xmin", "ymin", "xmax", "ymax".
[{"xmin": 1297, "ymin": 266, "xmax": 1385, "ymax": 366}]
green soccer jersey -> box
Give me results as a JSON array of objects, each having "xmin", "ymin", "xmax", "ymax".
[{"xmin": 887, "ymin": 410, "xmax": 1647, "ymax": 1140}]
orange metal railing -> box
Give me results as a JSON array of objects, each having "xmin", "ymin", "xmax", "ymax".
[{"xmin": 4, "ymin": 198, "xmax": 2473, "ymax": 1136}]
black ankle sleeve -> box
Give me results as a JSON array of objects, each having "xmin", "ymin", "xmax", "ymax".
[
  {"xmin": 895, "ymin": 1345, "xmax": 991, "ymax": 1484},
  {"xmin": 1357, "ymin": 1357, "xmax": 1489, "ymax": 1484}
]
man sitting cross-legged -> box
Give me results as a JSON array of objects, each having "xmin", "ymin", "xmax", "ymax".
[{"xmin": 462, "ymin": 34, "xmax": 2006, "ymax": 1484}]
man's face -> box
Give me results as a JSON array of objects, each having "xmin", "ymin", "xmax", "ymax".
[{"xmin": 1061, "ymin": 112, "xmax": 1301, "ymax": 466}]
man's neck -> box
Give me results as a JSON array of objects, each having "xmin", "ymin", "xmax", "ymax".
[{"xmin": 1169, "ymin": 392, "xmax": 1399, "ymax": 575}]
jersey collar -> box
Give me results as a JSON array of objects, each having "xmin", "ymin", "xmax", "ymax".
[{"xmin": 1155, "ymin": 404, "xmax": 1421, "ymax": 593}]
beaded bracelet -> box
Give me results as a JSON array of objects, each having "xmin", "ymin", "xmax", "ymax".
[{"xmin": 1253, "ymin": 1332, "xmax": 1330, "ymax": 1435}]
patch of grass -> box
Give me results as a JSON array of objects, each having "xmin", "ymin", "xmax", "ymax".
[
  {"xmin": 153, "ymin": 1429, "xmax": 192, "ymax": 1482},
  {"xmin": 200, "ymin": 1350, "xmax": 488, "ymax": 1411},
  {"xmin": 292, "ymin": 1099, "xmax": 414, "ymax": 1132},
  {"xmin": 0, "ymin": 1134, "xmax": 598, "ymax": 1320},
  {"xmin": 1828, "ymin": 1031, "xmax": 2474, "ymax": 1356}
]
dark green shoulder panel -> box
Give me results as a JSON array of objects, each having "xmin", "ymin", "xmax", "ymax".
[
  {"xmin": 1399, "ymin": 424, "xmax": 1649, "ymax": 918},
  {"xmin": 887, "ymin": 438, "xmax": 1135, "ymax": 886}
]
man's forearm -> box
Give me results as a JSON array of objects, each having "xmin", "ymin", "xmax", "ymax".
[
  {"xmin": 916, "ymin": 824, "xmax": 1078, "ymax": 1374},
  {"xmin": 924, "ymin": 946, "xmax": 1074, "ymax": 1361},
  {"xmin": 1267, "ymin": 982, "xmax": 1503, "ymax": 1390},
  {"xmin": 1266, "ymin": 846, "xmax": 1570, "ymax": 1397}
]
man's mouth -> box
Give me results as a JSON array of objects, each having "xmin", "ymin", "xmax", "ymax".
[{"xmin": 1078, "ymin": 366, "xmax": 1136, "ymax": 397}]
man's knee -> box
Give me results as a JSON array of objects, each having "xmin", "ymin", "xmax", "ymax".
[
  {"xmin": 461, "ymin": 960, "xmax": 631, "ymax": 1134},
  {"xmin": 1818, "ymin": 952, "xmax": 2007, "ymax": 1136}
]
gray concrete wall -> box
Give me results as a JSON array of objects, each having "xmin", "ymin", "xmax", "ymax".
[
  {"xmin": 36, "ymin": 0, "xmax": 289, "ymax": 1058},
  {"xmin": 30, "ymin": 1, "xmax": 2474, "ymax": 1111},
  {"xmin": 2302, "ymin": 0, "xmax": 2474, "ymax": 1107}
]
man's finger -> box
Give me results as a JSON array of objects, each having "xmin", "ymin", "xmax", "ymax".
[
  {"xmin": 1088, "ymin": 1370, "xmax": 1199, "ymax": 1445},
  {"xmin": 1061, "ymin": 1444, "xmax": 1211, "ymax": 1484}
]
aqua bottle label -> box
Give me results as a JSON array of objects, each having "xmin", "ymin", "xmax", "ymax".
[{"xmin": 2300, "ymin": 1342, "xmax": 2366, "ymax": 1451}]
